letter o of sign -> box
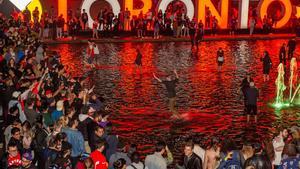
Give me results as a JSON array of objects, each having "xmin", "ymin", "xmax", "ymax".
[
  {"xmin": 157, "ymin": 0, "xmax": 195, "ymax": 20},
  {"xmin": 81, "ymin": 0, "xmax": 121, "ymax": 28},
  {"xmin": 259, "ymin": 0, "xmax": 292, "ymax": 28}
]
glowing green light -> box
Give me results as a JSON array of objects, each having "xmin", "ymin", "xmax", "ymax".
[
  {"xmin": 275, "ymin": 63, "xmax": 286, "ymax": 105},
  {"xmin": 274, "ymin": 103, "xmax": 284, "ymax": 108},
  {"xmin": 271, "ymin": 102, "xmax": 290, "ymax": 109}
]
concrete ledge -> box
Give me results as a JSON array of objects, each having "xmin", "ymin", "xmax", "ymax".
[{"xmin": 43, "ymin": 34, "xmax": 297, "ymax": 44}]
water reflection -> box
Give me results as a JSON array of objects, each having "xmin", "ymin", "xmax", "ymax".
[{"xmin": 48, "ymin": 39, "xmax": 300, "ymax": 164}]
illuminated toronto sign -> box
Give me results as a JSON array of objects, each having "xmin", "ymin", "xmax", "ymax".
[
  {"xmin": 158, "ymin": 0, "xmax": 194, "ymax": 21},
  {"xmin": 9, "ymin": 0, "xmax": 43, "ymax": 20},
  {"xmin": 9, "ymin": 0, "xmax": 32, "ymax": 10},
  {"xmin": 81, "ymin": 0, "xmax": 121, "ymax": 28},
  {"xmin": 55, "ymin": 0, "xmax": 300, "ymax": 29}
]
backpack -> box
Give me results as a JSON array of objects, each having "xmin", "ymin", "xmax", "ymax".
[{"xmin": 220, "ymin": 151, "xmax": 242, "ymax": 169}]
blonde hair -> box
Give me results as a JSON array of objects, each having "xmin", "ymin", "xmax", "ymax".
[
  {"xmin": 241, "ymin": 145, "xmax": 254, "ymax": 160},
  {"xmin": 57, "ymin": 116, "xmax": 68, "ymax": 127}
]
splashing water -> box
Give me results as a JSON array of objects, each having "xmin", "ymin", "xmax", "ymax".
[
  {"xmin": 275, "ymin": 63, "xmax": 286, "ymax": 107},
  {"xmin": 289, "ymin": 58, "xmax": 298, "ymax": 101}
]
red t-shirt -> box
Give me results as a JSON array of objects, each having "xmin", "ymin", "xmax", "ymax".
[
  {"xmin": 93, "ymin": 22, "xmax": 98, "ymax": 29},
  {"xmin": 88, "ymin": 46, "xmax": 95, "ymax": 58},
  {"xmin": 90, "ymin": 150, "xmax": 108, "ymax": 169},
  {"xmin": 76, "ymin": 161, "xmax": 86, "ymax": 169},
  {"xmin": 8, "ymin": 153, "xmax": 21, "ymax": 167}
]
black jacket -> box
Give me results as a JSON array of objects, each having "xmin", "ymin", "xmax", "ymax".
[
  {"xmin": 184, "ymin": 153, "xmax": 203, "ymax": 169},
  {"xmin": 9, "ymin": 137, "xmax": 23, "ymax": 153},
  {"xmin": 244, "ymin": 154, "xmax": 272, "ymax": 169},
  {"xmin": 0, "ymin": 153, "xmax": 9, "ymax": 169},
  {"xmin": 33, "ymin": 127, "xmax": 49, "ymax": 152}
]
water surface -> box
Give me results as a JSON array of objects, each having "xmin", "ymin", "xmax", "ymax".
[{"xmin": 49, "ymin": 40, "xmax": 300, "ymax": 163}]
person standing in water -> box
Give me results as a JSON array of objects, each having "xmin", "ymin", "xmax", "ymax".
[
  {"xmin": 195, "ymin": 20, "xmax": 204, "ymax": 49},
  {"xmin": 261, "ymin": 51, "xmax": 272, "ymax": 82},
  {"xmin": 189, "ymin": 19, "xmax": 196, "ymax": 49},
  {"xmin": 245, "ymin": 82, "xmax": 259, "ymax": 123},
  {"xmin": 279, "ymin": 43, "xmax": 286, "ymax": 65},
  {"xmin": 217, "ymin": 48, "xmax": 224, "ymax": 72},
  {"xmin": 287, "ymin": 38, "xmax": 296, "ymax": 60},
  {"xmin": 153, "ymin": 70, "xmax": 180, "ymax": 118},
  {"xmin": 135, "ymin": 49, "xmax": 142, "ymax": 67},
  {"xmin": 134, "ymin": 49, "xmax": 142, "ymax": 74},
  {"xmin": 240, "ymin": 74, "xmax": 253, "ymax": 112}
]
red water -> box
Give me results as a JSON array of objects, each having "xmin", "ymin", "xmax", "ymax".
[{"xmin": 48, "ymin": 40, "xmax": 300, "ymax": 163}]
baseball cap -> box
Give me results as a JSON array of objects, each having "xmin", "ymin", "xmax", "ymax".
[{"xmin": 22, "ymin": 152, "xmax": 33, "ymax": 161}]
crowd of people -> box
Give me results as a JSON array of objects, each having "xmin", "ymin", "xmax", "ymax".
[{"xmin": 2, "ymin": 6, "xmax": 300, "ymax": 169}]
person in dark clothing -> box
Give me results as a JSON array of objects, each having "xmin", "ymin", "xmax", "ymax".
[
  {"xmin": 153, "ymin": 69, "xmax": 180, "ymax": 119},
  {"xmin": 189, "ymin": 20, "xmax": 196, "ymax": 49},
  {"xmin": 195, "ymin": 21, "xmax": 204, "ymax": 49},
  {"xmin": 81, "ymin": 9, "xmax": 89, "ymax": 31},
  {"xmin": 245, "ymin": 82, "xmax": 259, "ymax": 123},
  {"xmin": 279, "ymin": 43, "xmax": 286, "ymax": 65},
  {"xmin": 134, "ymin": 48, "xmax": 142, "ymax": 74},
  {"xmin": 32, "ymin": 121, "xmax": 49, "ymax": 169},
  {"xmin": 183, "ymin": 141, "xmax": 202, "ymax": 169},
  {"xmin": 240, "ymin": 74, "xmax": 253, "ymax": 112},
  {"xmin": 105, "ymin": 123, "xmax": 119, "ymax": 161},
  {"xmin": 244, "ymin": 143, "xmax": 272, "ymax": 169},
  {"xmin": 78, "ymin": 106, "xmax": 98, "ymax": 153},
  {"xmin": 134, "ymin": 49, "xmax": 142, "ymax": 67},
  {"xmin": 261, "ymin": 51, "xmax": 272, "ymax": 82},
  {"xmin": 287, "ymin": 38, "xmax": 296, "ymax": 60},
  {"xmin": 9, "ymin": 127, "xmax": 23, "ymax": 153},
  {"xmin": 90, "ymin": 125, "xmax": 106, "ymax": 152}
]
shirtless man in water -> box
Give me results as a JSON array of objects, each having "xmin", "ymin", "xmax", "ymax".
[{"xmin": 203, "ymin": 138, "xmax": 221, "ymax": 169}]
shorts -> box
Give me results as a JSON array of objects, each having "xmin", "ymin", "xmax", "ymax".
[
  {"xmin": 135, "ymin": 61, "xmax": 142, "ymax": 66},
  {"xmin": 218, "ymin": 61, "xmax": 223, "ymax": 66},
  {"xmin": 87, "ymin": 57, "xmax": 93, "ymax": 64},
  {"xmin": 246, "ymin": 105, "xmax": 257, "ymax": 115}
]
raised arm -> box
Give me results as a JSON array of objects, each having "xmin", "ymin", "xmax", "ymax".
[
  {"xmin": 88, "ymin": 85, "xmax": 95, "ymax": 94},
  {"xmin": 165, "ymin": 145, "xmax": 173, "ymax": 165},
  {"xmin": 37, "ymin": 68, "xmax": 49, "ymax": 92},
  {"xmin": 174, "ymin": 69, "xmax": 179, "ymax": 79},
  {"xmin": 153, "ymin": 73, "xmax": 162, "ymax": 82}
]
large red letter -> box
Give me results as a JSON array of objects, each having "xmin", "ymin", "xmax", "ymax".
[
  {"xmin": 124, "ymin": 0, "xmax": 152, "ymax": 17},
  {"xmin": 259, "ymin": 0, "xmax": 292, "ymax": 28},
  {"xmin": 198, "ymin": 0, "xmax": 229, "ymax": 29}
]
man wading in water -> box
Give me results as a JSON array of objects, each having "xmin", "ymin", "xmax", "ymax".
[
  {"xmin": 153, "ymin": 70, "xmax": 180, "ymax": 119},
  {"xmin": 134, "ymin": 48, "xmax": 142, "ymax": 74}
]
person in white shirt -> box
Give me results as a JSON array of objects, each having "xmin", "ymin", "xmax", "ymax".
[
  {"xmin": 193, "ymin": 143, "xmax": 205, "ymax": 164},
  {"xmin": 126, "ymin": 152, "xmax": 148, "ymax": 169},
  {"xmin": 272, "ymin": 127, "xmax": 288, "ymax": 168},
  {"xmin": 93, "ymin": 43, "xmax": 100, "ymax": 65},
  {"xmin": 145, "ymin": 141, "xmax": 173, "ymax": 169}
]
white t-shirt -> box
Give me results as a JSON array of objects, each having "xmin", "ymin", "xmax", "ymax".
[
  {"xmin": 126, "ymin": 162, "xmax": 148, "ymax": 169},
  {"xmin": 273, "ymin": 136, "xmax": 285, "ymax": 165},
  {"xmin": 193, "ymin": 144, "xmax": 205, "ymax": 164},
  {"xmin": 94, "ymin": 45, "xmax": 99, "ymax": 55}
]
